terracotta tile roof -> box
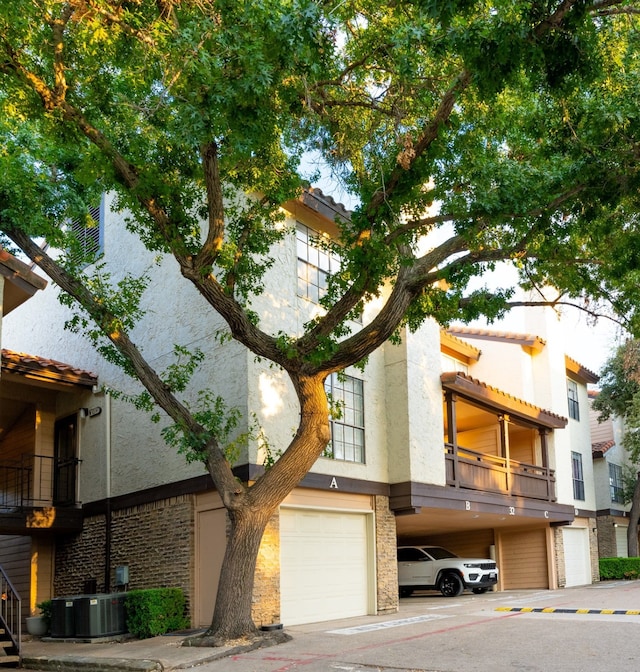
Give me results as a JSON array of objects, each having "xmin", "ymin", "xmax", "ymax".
[
  {"xmin": 592, "ymin": 440, "xmax": 616, "ymax": 458},
  {"xmin": 1, "ymin": 349, "xmax": 98, "ymax": 388},
  {"xmin": 565, "ymin": 355, "xmax": 599, "ymax": 384},
  {"xmin": 446, "ymin": 327, "xmax": 546, "ymax": 353},
  {"xmin": 284, "ymin": 187, "xmax": 351, "ymax": 228},
  {"xmin": 0, "ymin": 247, "xmax": 48, "ymax": 314},
  {"xmin": 440, "ymin": 330, "xmax": 481, "ymax": 362},
  {"xmin": 441, "ymin": 370, "xmax": 568, "ymax": 429},
  {"xmin": 304, "ymin": 187, "xmax": 351, "ymax": 221}
]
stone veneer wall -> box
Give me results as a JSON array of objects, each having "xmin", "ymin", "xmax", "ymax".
[
  {"xmin": 553, "ymin": 527, "xmax": 566, "ymax": 588},
  {"xmin": 251, "ymin": 511, "xmax": 281, "ymax": 627},
  {"xmin": 588, "ymin": 519, "xmax": 600, "ymax": 582},
  {"xmin": 55, "ymin": 495, "xmax": 194, "ymax": 618},
  {"xmin": 552, "ymin": 521, "xmax": 601, "ymax": 589},
  {"xmin": 596, "ymin": 515, "xmax": 617, "ymax": 558},
  {"xmin": 54, "ymin": 516, "xmax": 108, "ymax": 596},
  {"xmin": 375, "ymin": 495, "xmax": 399, "ymax": 615}
]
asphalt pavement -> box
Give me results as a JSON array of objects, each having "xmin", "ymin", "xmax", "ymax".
[{"xmin": 18, "ymin": 581, "xmax": 640, "ymax": 672}]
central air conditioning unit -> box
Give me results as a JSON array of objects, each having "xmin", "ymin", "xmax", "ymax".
[
  {"xmin": 74, "ymin": 593, "xmax": 128, "ymax": 638},
  {"xmin": 51, "ymin": 597, "xmax": 78, "ymax": 638}
]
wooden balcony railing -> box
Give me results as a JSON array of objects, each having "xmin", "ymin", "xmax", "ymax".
[
  {"xmin": 0, "ymin": 454, "xmax": 79, "ymax": 510},
  {"xmin": 445, "ymin": 444, "xmax": 556, "ymax": 501}
]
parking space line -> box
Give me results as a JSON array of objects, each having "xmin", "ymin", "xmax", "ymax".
[{"xmin": 326, "ymin": 614, "xmax": 449, "ymax": 635}]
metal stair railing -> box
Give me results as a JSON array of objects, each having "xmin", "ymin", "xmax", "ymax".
[{"xmin": 0, "ymin": 564, "xmax": 21, "ymax": 659}]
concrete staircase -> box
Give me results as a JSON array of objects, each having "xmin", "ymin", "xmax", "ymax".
[
  {"xmin": 0, "ymin": 564, "xmax": 20, "ymax": 668},
  {"xmin": 0, "ymin": 626, "xmax": 19, "ymax": 668}
]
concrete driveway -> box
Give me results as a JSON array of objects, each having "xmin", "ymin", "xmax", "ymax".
[
  {"xmin": 19, "ymin": 581, "xmax": 640, "ymax": 672},
  {"xmin": 195, "ymin": 581, "xmax": 640, "ymax": 672}
]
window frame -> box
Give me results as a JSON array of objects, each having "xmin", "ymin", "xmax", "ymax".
[
  {"xmin": 69, "ymin": 198, "xmax": 104, "ymax": 267},
  {"xmin": 296, "ymin": 222, "xmax": 339, "ymax": 305},
  {"xmin": 324, "ymin": 372, "xmax": 365, "ymax": 464},
  {"xmin": 571, "ymin": 451, "xmax": 585, "ymax": 501},
  {"xmin": 609, "ymin": 462, "xmax": 625, "ymax": 504},
  {"xmin": 567, "ymin": 378, "xmax": 580, "ymax": 421}
]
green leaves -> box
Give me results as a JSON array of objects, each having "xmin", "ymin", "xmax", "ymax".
[{"xmin": 5, "ymin": 0, "xmax": 640, "ymax": 446}]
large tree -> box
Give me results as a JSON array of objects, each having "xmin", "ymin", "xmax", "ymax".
[
  {"xmin": 593, "ymin": 340, "xmax": 640, "ymax": 557},
  {"xmin": 3, "ymin": 0, "xmax": 640, "ymax": 645}
]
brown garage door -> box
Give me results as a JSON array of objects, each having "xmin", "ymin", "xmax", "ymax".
[{"xmin": 500, "ymin": 528, "xmax": 548, "ymax": 589}]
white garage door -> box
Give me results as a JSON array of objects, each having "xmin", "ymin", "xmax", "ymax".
[
  {"xmin": 615, "ymin": 525, "xmax": 629, "ymax": 557},
  {"xmin": 563, "ymin": 527, "xmax": 591, "ymax": 587},
  {"xmin": 280, "ymin": 508, "xmax": 372, "ymax": 626}
]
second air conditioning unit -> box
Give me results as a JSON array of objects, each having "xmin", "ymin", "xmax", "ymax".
[{"xmin": 74, "ymin": 593, "xmax": 127, "ymax": 638}]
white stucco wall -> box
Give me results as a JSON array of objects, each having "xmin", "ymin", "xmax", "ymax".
[
  {"xmin": 3, "ymin": 194, "xmax": 248, "ymax": 500},
  {"xmin": 385, "ymin": 320, "xmax": 446, "ymax": 485},
  {"xmin": 452, "ymin": 300, "xmax": 599, "ymax": 510}
]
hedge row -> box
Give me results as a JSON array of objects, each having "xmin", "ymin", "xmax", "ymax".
[
  {"xmin": 599, "ymin": 557, "xmax": 640, "ymax": 580},
  {"xmin": 125, "ymin": 588, "xmax": 189, "ymax": 639}
]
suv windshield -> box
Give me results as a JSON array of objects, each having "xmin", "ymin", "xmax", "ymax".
[{"xmin": 424, "ymin": 547, "xmax": 458, "ymax": 560}]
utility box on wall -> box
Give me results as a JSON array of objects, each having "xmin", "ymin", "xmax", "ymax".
[{"xmin": 74, "ymin": 593, "xmax": 127, "ymax": 638}]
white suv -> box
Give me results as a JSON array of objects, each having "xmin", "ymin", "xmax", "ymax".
[{"xmin": 397, "ymin": 545, "xmax": 498, "ymax": 597}]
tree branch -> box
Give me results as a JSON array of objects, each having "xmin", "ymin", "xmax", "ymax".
[
  {"xmin": 3, "ymin": 227, "xmax": 244, "ymax": 499},
  {"xmin": 197, "ymin": 142, "xmax": 225, "ymax": 269}
]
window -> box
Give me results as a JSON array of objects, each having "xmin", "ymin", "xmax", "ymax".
[
  {"xmin": 297, "ymin": 222, "xmax": 338, "ymax": 304},
  {"xmin": 441, "ymin": 353, "xmax": 468, "ymax": 374},
  {"xmin": 609, "ymin": 462, "xmax": 625, "ymax": 504},
  {"xmin": 70, "ymin": 200, "xmax": 103, "ymax": 266},
  {"xmin": 325, "ymin": 373, "xmax": 365, "ymax": 463},
  {"xmin": 571, "ymin": 451, "xmax": 585, "ymax": 501},
  {"xmin": 567, "ymin": 379, "xmax": 580, "ymax": 421},
  {"xmin": 54, "ymin": 414, "xmax": 78, "ymax": 506}
]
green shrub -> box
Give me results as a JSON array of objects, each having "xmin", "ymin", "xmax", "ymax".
[
  {"xmin": 125, "ymin": 588, "xmax": 189, "ymax": 639},
  {"xmin": 599, "ymin": 557, "xmax": 640, "ymax": 580},
  {"xmin": 36, "ymin": 599, "xmax": 53, "ymax": 630}
]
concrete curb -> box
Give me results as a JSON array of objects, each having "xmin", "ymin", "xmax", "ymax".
[{"xmin": 21, "ymin": 655, "xmax": 163, "ymax": 671}]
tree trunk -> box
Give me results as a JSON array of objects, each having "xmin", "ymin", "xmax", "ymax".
[
  {"xmin": 185, "ymin": 373, "xmax": 331, "ymax": 647},
  {"xmin": 193, "ymin": 504, "xmax": 273, "ymax": 645},
  {"xmin": 627, "ymin": 472, "xmax": 640, "ymax": 558}
]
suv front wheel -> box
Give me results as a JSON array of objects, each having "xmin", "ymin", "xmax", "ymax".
[{"xmin": 438, "ymin": 572, "xmax": 464, "ymax": 597}]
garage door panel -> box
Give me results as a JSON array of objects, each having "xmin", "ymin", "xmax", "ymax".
[
  {"xmin": 563, "ymin": 527, "xmax": 591, "ymax": 587},
  {"xmin": 501, "ymin": 529, "xmax": 548, "ymax": 589},
  {"xmin": 280, "ymin": 509, "xmax": 371, "ymax": 626}
]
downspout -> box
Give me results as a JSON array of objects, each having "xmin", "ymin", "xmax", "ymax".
[{"xmin": 104, "ymin": 394, "xmax": 112, "ymax": 593}]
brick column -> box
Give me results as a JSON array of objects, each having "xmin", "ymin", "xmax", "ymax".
[
  {"xmin": 375, "ymin": 495, "xmax": 399, "ymax": 615},
  {"xmin": 251, "ymin": 510, "xmax": 281, "ymax": 627}
]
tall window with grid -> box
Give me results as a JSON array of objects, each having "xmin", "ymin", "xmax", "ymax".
[
  {"xmin": 567, "ymin": 379, "xmax": 580, "ymax": 421},
  {"xmin": 296, "ymin": 222, "xmax": 339, "ymax": 304},
  {"xmin": 609, "ymin": 462, "xmax": 625, "ymax": 504},
  {"xmin": 571, "ymin": 451, "xmax": 585, "ymax": 501},
  {"xmin": 325, "ymin": 373, "xmax": 365, "ymax": 463}
]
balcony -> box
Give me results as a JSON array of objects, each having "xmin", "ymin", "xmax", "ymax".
[
  {"xmin": 0, "ymin": 454, "xmax": 82, "ymax": 534},
  {"xmin": 445, "ymin": 443, "xmax": 556, "ymax": 501}
]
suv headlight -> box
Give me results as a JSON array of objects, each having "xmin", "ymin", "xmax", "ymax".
[{"xmin": 463, "ymin": 563, "xmax": 483, "ymax": 568}]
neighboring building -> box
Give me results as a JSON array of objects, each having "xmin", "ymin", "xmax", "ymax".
[
  {"xmin": 0, "ymin": 192, "xmax": 603, "ymax": 632},
  {"xmin": 1, "ymin": 249, "xmax": 98, "ymax": 624},
  {"xmin": 590, "ymin": 392, "xmax": 636, "ymax": 558}
]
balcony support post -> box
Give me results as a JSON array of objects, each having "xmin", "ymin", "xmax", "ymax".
[
  {"xmin": 538, "ymin": 427, "xmax": 552, "ymax": 500},
  {"xmin": 498, "ymin": 414, "xmax": 511, "ymax": 493},
  {"xmin": 444, "ymin": 391, "xmax": 459, "ymax": 487}
]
